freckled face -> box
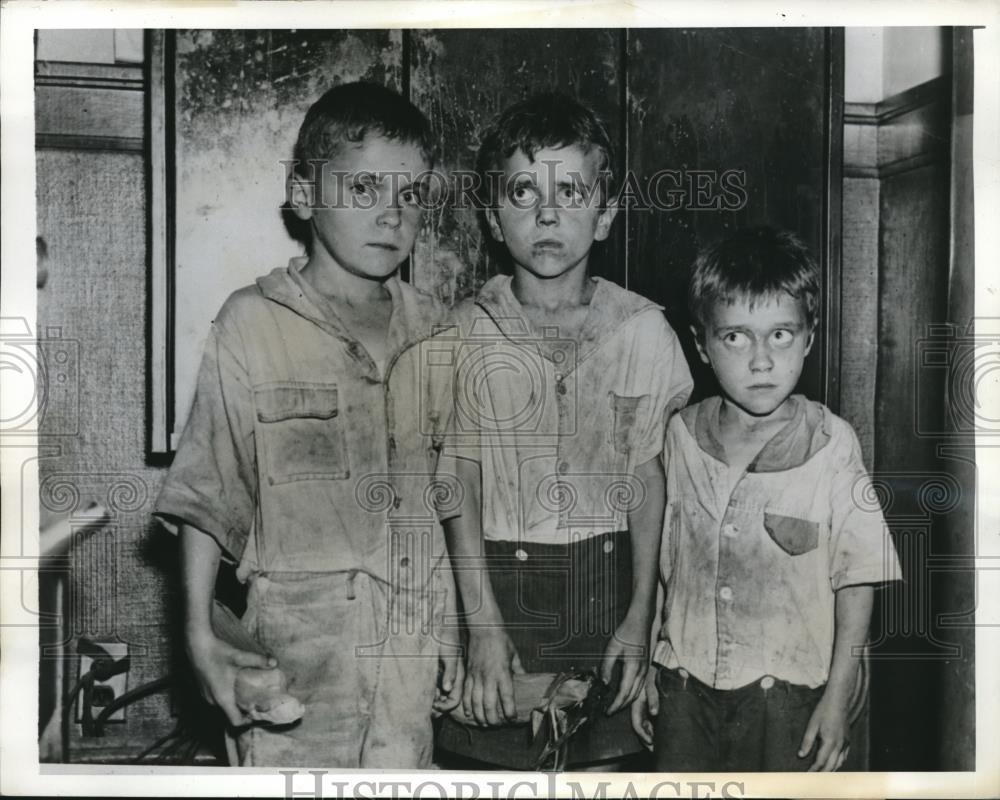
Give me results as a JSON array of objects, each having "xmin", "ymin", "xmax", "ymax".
[
  {"xmin": 293, "ymin": 134, "xmax": 428, "ymax": 281},
  {"xmin": 486, "ymin": 145, "xmax": 616, "ymax": 280},
  {"xmin": 695, "ymin": 293, "xmax": 814, "ymax": 419}
]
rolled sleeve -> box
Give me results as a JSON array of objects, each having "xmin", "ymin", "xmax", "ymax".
[
  {"xmin": 154, "ymin": 319, "xmax": 257, "ymax": 564},
  {"xmin": 828, "ymin": 428, "xmax": 902, "ymax": 590}
]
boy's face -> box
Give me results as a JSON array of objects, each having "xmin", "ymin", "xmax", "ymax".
[
  {"xmin": 292, "ymin": 134, "xmax": 428, "ymax": 281},
  {"xmin": 694, "ymin": 292, "xmax": 814, "ymax": 419},
  {"xmin": 486, "ymin": 145, "xmax": 617, "ymax": 280}
]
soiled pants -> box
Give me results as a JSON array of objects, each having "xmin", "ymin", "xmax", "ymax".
[
  {"xmin": 652, "ymin": 665, "xmax": 826, "ymax": 772},
  {"xmin": 228, "ymin": 570, "xmax": 441, "ymax": 768}
]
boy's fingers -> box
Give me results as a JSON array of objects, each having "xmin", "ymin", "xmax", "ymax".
[
  {"xmin": 607, "ymin": 660, "xmax": 638, "ymax": 714},
  {"xmin": 510, "ymin": 651, "xmax": 526, "ymax": 675},
  {"xmin": 630, "ymin": 695, "xmax": 653, "ymax": 749},
  {"xmin": 600, "ymin": 647, "xmax": 618, "ymax": 685},
  {"xmin": 498, "ymin": 671, "xmax": 518, "ymax": 722},
  {"xmin": 232, "ymin": 649, "xmax": 276, "ymax": 670},
  {"xmin": 798, "ymin": 718, "xmax": 818, "ymax": 758},
  {"xmin": 648, "ymin": 679, "xmax": 660, "ymax": 717},
  {"xmin": 809, "ymin": 738, "xmax": 835, "ymax": 772}
]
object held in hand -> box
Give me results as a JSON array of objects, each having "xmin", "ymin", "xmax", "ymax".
[
  {"xmin": 449, "ymin": 670, "xmax": 609, "ymax": 770},
  {"xmin": 211, "ymin": 601, "xmax": 305, "ymax": 726}
]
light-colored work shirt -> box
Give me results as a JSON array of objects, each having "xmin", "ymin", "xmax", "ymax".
[
  {"xmin": 154, "ymin": 258, "xmax": 454, "ymax": 587},
  {"xmin": 653, "ymin": 395, "xmax": 903, "ymax": 689},
  {"xmin": 439, "ymin": 274, "xmax": 693, "ymax": 544}
]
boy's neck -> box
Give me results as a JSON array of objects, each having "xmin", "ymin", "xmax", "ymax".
[
  {"xmin": 510, "ymin": 263, "xmax": 594, "ymax": 311},
  {"xmin": 300, "ymin": 251, "xmax": 392, "ymax": 305}
]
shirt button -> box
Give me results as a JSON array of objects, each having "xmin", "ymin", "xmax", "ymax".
[
  {"xmin": 722, "ymin": 523, "xmax": 738, "ymax": 537},
  {"xmin": 603, "ymin": 539, "xmax": 614, "ymax": 554},
  {"xmin": 556, "ymin": 379, "xmax": 567, "ymax": 395},
  {"xmin": 719, "ymin": 586, "xmax": 733, "ymax": 601},
  {"xmin": 392, "ymin": 495, "xmax": 402, "ymax": 510},
  {"xmin": 514, "ymin": 548, "xmax": 528, "ymax": 562},
  {"xmin": 400, "ymin": 556, "xmax": 410, "ymax": 568},
  {"xmin": 760, "ymin": 676, "xmax": 775, "ymax": 690},
  {"xmin": 558, "ymin": 461, "xmax": 569, "ymax": 475}
]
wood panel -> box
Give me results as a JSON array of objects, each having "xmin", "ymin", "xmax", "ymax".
[
  {"xmin": 627, "ymin": 28, "xmax": 835, "ymax": 404},
  {"xmin": 409, "ymin": 29, "xmax": 623, "ymax": 305}
]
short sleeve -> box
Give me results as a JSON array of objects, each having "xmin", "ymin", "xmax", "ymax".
[
  {"xmin": 153, "ymin": 317, "xmax": 257, "ymax": 564},
  {"xmin": 828, "ymin": 424, "xmax": 902, "ymax": 590},
  {"xmin": 628, "ymin": 312, "xmax": 694, "ymax": 467}
]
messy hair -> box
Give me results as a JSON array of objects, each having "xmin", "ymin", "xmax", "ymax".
[
  {"xmin": 688, "ymin": 226, "xmax": 820, "ymax": 336},
  {"xmin": 475, "ymin": 92, "xmax": 616, "ymax": 205},
  {"xmin": 292, "ymin": 82, "xmax": 436, "ymax": 177}
]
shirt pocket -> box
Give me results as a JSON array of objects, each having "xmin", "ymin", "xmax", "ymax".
[
  {"xmin": 763, "ymin": 511, "xmax": 820, "ymax": 556},
  {"xmin": 610, "ymin": 392, "xmax": 649, "ymax": 455},
  {"xmin": 254, "ymin": 383, "xmax": 350, "ymax": 484}
]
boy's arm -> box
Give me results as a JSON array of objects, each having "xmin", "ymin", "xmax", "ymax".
[
  {"xmin": 181, "ymin": 524, "xmax": 275, "ymax": 727},
  {"xmin": 441, "ymin": 456, "xmax": 523, "ymax": 726},
  {"xmin": 799, "ymin": 584, "xmax": 874, "ymax": 771},
  {"xmin": 604, "ymin": 453, "xmax": 665, "ymax": 715}
]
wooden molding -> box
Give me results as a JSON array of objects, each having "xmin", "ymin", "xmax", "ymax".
[{"xmin": 844, "ymin": 77, "xmax": 949, "ymax": 178}]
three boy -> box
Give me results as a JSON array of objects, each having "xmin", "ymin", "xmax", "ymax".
[{"xmin": 158, "ymin": 80, "xmax": 899, "ymax": 772}]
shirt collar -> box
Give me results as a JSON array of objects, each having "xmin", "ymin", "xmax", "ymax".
[
  {"xmin": 686, "ymin": 394, "xmax": 830, "ymax": 472},
  {"xmin": 474, "ymin": 274, "xmax": 662, "ymax": 365},
  {"xmin": 257, "ymin": 257, "xmax": 449, "ymax": 372}
]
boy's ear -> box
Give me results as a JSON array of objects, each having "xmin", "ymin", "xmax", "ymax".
[
  {"xmin": 593, "ymin": 201, "xmax": 619, "ymax": 242},
  {"xmin": 804, "ymin": 325, "xmax": 816, "ymax": 356},
  {"xmin": 289, "ymin": 175, "xmax": 314, "ymax": 221},
  {"xmin": 486, "ymin": 207, "xmax": 505, "ymax": 243},
  {"xmin": 690, "ymin": 324, "xmax": 711, "ymax": 365}
]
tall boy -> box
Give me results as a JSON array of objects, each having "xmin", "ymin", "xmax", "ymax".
[
  {"xmin": 436, "ymin": 93, "xmax": 693, "ymax": 768},
  {"xmin": 637, "ymin": 227, "xmax": 901, "ymax": 771},
  {"xmin": 154, "ymin": 83, "xmax": 461, "ymax": 767}
]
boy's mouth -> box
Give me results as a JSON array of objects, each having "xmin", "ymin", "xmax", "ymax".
[
  {"xmin": 532, "ymin": 239, "xmax": 564, "ymax": 250},
  {"xmin": 748, "ymin": 383, "xmax": 778, "ymax": 390},
  {"xmin": 366, "ymin": 243, "xmax": 400, "ymax": 251}
]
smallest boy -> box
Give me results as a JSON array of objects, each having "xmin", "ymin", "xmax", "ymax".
[{"xmin": 638, "ymin": 227, "xmax": 901, "ymax": 771}]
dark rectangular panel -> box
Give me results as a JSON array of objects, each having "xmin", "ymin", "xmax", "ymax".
[{"xmin": 627, "ymin": 28, "xmax": 834, "ymax": 403}]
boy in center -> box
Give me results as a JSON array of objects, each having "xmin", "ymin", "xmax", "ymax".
[{"xmin": 436, "ymin": 93, "xmax": 693, "ymax": 768}]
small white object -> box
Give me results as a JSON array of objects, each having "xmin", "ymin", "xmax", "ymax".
[
  {"xmin": 719, "ymin": 585, "xmax": 733, "ymax": 601},
  {"xmin": 603, "ymin": 539, "xmax": 614, "ymax": 554},
  {"xmin": 515, "ymin": 548, "xmax": 529, "ymax": 562},
  {"xmin": 760, "ymin": 676, "xmax": 775, "ymax": 690}
]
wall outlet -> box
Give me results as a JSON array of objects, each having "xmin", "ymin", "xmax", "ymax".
[{"xmin": 76, "ymin": 642, "xmax": 129, "ymax": 724}]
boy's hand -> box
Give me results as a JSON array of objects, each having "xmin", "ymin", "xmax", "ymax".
[
  {"xmin": 602, "ymin": 614, "xmax": 650, "ymax": 715},
  {"xmin": 630, "ymin": 670, "xmax": 660, "ymax": 749},
  {"xmin": 433, "ymin": 646, "xmax": 465, "ymax": 716},
  {"xmin": 798, "ymin": 688, "xmax": 851, "ymax": 771},
  {"xmin": 186, "ymin": 628, "xmax": 277, "ymax": 727},
  {"xmin": 463, "ymin": 628, "xmax": 524, "ymax": 726}
]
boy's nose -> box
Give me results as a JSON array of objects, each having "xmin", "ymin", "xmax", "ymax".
[
  {"xmin": 535, "ymin": 202, "xmax": 559, "ymax": 226},
  {"xmin": 377, "ymin": 204, "xmax": 402, "ymax": 228},
  {"xmin": 749, "ymin": 343, "xmax": 774, "ymax": 371}
]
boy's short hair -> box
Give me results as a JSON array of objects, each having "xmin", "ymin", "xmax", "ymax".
[
  {"xmin": 476, "ymin": 92, "xmax": 616, "ymax": 205},
  {"xmin": 688, "ymin": 226, "xmax": 820, "ymax": 336},
  {"xmin": 292, "ymin": 82, "xmax": 436, "ymax": 178}
]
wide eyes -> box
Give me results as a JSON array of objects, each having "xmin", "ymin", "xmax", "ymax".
[
  {"xmin": 770, "ymin": 329, "xmax": 795, "ymax": 348},
  {"xmin": 719, "ymin": 329, "xmax": 796, "ymax": 349},
  {"xmin": 722, "ymin": 331, "xmax": 751, "ymax": 349},
  {"xmin": 507, "ymin": 184, "xmax": 586, "ymax": 207}
]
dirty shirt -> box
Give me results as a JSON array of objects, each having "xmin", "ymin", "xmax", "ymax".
[
  {"xmin": 439, "ymin": 274, "xmax": 693, "ymax": 544},
  {"xmin": 653, "ymin": 395, "xmax": 903, "ymax": 690},
  {"xmin": 154, "ymin": 258, "xmax": 455, "ymax": 767}
]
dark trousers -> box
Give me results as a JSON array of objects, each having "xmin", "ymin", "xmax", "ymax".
[{"xmin": 652, "ymin": 666, "xmax": 827, "ymax": 772}]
